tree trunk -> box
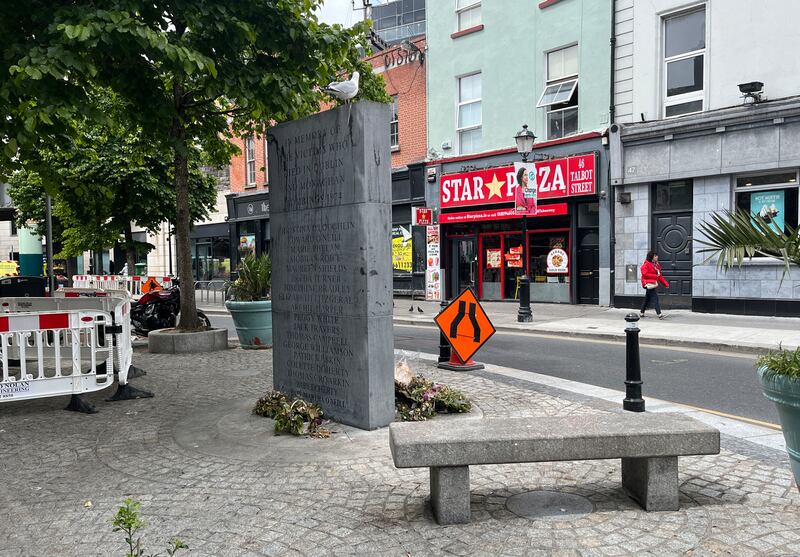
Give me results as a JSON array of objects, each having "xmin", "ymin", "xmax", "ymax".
[
  {"xmin": 123, "ymin": 223, "xmax": 136, "ymax": 276},
  {"xmin": 172, "ymin": 85, "xmax": 200, "ymax": 330}
]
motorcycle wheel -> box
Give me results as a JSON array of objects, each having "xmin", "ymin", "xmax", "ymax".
[{"xmin": 174, "ymin": 311, "xmax": 212, "ymax": 329}]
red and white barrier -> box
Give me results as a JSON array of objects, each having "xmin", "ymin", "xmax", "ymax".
[
  {"xmin": 71, "ymin": 275, "xmax": 173, "ymax": 297},
  {"xmin": 3, "ymin": 294, "xmax": 134, "ymax": 385},
  {"xmin": 0, "ymin": 311, "xmax": 114, "ymax": 402}
]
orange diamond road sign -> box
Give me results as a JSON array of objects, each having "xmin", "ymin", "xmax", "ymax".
[
  {"xmin": 434, "ymin": 288, "xmax": 496, "ymax": 363},
  {"xmin": 141, "ymin": 277, "xmax": 162, "ymax": 293}
]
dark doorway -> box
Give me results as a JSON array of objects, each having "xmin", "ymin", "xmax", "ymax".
[
  {"xmin": 577, "ymin": 229, "xmax": 599, "ymax": 304},
  {"xmin": 652, "ymin": 180, "xmax": 693, "ymax": 308},
  {"xmin": 450, "ymin": 237, "xmax": 477, "ymax": 297}
]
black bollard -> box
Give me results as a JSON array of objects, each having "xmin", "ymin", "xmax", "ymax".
[
  {"xmin": 517, "ymin": 274, "xmax": 532, "ymax": 322},
  {"xmin": 623, "ymin": 313, "xmax": 645, "ymax": 412},
  {"xmin": 438, "ymin": 299, "xmax": 451, "ymax": 363}
]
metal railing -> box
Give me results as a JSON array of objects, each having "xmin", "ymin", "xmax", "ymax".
[{"xmin": 194, "ymin": 280, "xmax": 230, "ymax": 306}]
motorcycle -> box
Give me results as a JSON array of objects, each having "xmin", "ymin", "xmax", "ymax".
[{"xmin": 130, "ymin": 286, "xmax": 211, "ymax": 335}]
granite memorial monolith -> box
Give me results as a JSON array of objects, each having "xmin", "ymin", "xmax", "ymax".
[{"xmin": 268, "ymin": 101, "xmax": 394, "ymax": 430}]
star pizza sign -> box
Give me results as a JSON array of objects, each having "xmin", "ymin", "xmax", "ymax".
[{"xmin": 434, "ymin": 288, "xmax": 496, "ymax": 362}]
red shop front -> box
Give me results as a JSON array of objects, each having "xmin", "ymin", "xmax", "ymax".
[{"xmin": 440, "ymin": 154, "xmax": 599, "ymax": 304}]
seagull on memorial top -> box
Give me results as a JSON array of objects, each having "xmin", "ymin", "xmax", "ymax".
[{"xmin": 324, "ymin": 71, "xmax": 360, "ymax": 102}]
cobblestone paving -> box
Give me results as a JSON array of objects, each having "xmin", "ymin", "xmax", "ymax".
[{"xmin": 0, "ymin": 349, "xmax": 798, "ymax": 556}]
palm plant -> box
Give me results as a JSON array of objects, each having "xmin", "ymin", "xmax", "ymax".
[
  {"xmin": 229, "ymin": 253, "xmax": 271, "ymax": 301},
  {"xmin": 697, "ymin": 209, "xmax": 800, "ymax": 278}
]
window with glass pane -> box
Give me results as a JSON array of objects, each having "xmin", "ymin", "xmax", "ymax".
[
  {"xmin": 663, "ymin": 7, "xmax": 705, "ymax": 118},
  {"xmin": 245, "ymin": 137, "xmax": 256, "ymax": 186},
  {"xmin": 457, "ymin": 0, "xmax": 480, "ymax": 31},
  {"xmin": 547, "ymin": 45, "xmax": 578, "ymax": 81},
  {"xmin": 734, "ymin": 172, "xmax": 800, "ymax": 239},
  {"xmin": 457, "ymin": 73, "xmax": 481, "ymax": 154},
  {"xmin": 390, "ymin": 96, "xmax": 399, "ymax": 148},
  {"xmin": 541, "ymin": 45, "xmax": 579, "ymax": 140}
]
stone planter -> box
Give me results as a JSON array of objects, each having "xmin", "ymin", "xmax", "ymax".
[
  {"xmin": 225, "ymin": 300, "xmax": 272, "ymax": 349},
  {"xmin": 758, "ymin": 367, "xmax": 800, "ymax": 490},
  {"xmin": 148, "ymin": 327, "xmax": 228, "ymax": 354}
]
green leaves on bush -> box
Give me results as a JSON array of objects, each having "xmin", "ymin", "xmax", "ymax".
[
  {"xmin": 253, "ymin": 390, "xmax": 329, "ymax": 437},
  {"xmin": 756, "ymin": 347, "xmax": 800, "ymax": 379},
  {"xmin": 395, "ymin": 376, "xmax": 471, "ymax": 422},
  {"xmin": 230, "ymin": 253, "xmax": 271, "ymax": 301}
]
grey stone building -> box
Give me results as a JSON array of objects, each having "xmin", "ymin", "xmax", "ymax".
[{"xmin": 610, "ymin": 0, "xmax": 800, "ymax": 316}]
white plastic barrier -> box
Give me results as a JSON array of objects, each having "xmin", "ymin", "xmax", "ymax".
[
  {"xmin": 3, "ymin": 294, "xmax": 134, "ymax": 385},
  {"xmin": 0, "ymin": 311, "xmax": 114, "ymax": 402},
  {"xmin": 125, "ymin": 276, "xmax": 173, "ymax": 297}
]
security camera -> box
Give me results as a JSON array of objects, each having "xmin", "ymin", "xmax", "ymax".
[{"xmin": 738, "ymin": 81, "xmax": 764, "ymax": 95}]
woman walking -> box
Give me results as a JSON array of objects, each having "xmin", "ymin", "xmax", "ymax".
[{"xmin": 640, "ymin": 251, "xmax": 669, "ymax": 319}]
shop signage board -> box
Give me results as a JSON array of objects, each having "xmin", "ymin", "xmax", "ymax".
[
  {"xmin": 425, "ymin": 225, "xmax": 441, "ymax": 301},
  {"xmin": 413, "ymin": 207, "xmax": 434, "ymax": 226},
  {"xmin": 392, "ymin": 226, "xmax": 413, "ymax": 273},
  {"xmin": 439, "ymin": 203, "xmax": 568, "ymax": 224},
  {"xmin": 440, "ymin": 154, "xmax": 596, "ymax": 209},
  {"xmin": 434, "ymin": 288, "xmax": 496, "ymax": 362}
]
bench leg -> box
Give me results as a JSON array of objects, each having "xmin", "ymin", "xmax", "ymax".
[
  {"xmin": 430, "ymin": 466, "xmax": 470, "ymax": 525},
  {"xmin": 621, "ymin": 456, "xmax": 679, "ymax": 511}
]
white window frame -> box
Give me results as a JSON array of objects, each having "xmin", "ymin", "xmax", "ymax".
[
  {"xmin": 541, "ymin": 44, "xmax": 579, "ymax": 140},
  {"xmin": 390, "ymin": 96, "xmax": 399, "ymax": 149},
  {"xmin": 456, "ymin": 72, "xmax": 482, "ymax": 155},
  {"xmin": 245, "ymin": 136, "xmax": 256, "ymax": 188},
  {"xmin": 662, "ymin": 4, "xmax": 707, "ymax": 119},
  {"xmin": 456, "ymin": 0, "xmax": 481, "ymax": 32}
]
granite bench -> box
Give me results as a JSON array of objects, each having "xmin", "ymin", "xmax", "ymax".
[{"xmin": 389, "ymin": 412, "xmax": 720, "ymax": 524}]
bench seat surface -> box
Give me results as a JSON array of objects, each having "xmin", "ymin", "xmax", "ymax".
[{"xmin": 389, "ymin": 412, "xmax": 720, "ymax": 468}]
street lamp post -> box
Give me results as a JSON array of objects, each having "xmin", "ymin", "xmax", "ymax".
[{"xmin": 514, "ymin": 124, "xmax": 536, "ymax": 323}]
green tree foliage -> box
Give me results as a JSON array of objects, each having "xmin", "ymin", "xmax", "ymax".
[
  {"xmin": 1, "ymin": 1, "xmax": 388, "ymax": 328},
  {"xmin": 7, "ymin": 94, "xmax": 217, "ymax": 272}
]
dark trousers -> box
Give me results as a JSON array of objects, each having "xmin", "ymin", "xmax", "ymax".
[{"xmin": 640, "ymin": 288, "xmax": 661, "ymax": 314}]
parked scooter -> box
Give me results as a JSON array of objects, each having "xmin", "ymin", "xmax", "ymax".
[{"xmin": 130, "ymin": 286, "xmax": 211, "ymax": 335}]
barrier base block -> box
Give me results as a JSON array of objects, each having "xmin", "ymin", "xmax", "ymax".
[
  {"xmin": 65, "ymin": 394, "xmax": 98, "ymax": 414},
  {"xmin": 128, "ymin": 366, "xmax": 147, "ymax": 378},
  {"xmin": 437, "ymin": 352, "xmax": 485, "ymax": 372},
  {"xmin": 107, "ymin": 383, "xmax": 154, "ymax": 402}
]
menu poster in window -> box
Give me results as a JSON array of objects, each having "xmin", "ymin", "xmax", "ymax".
[
  {"xmin": 425, "ymin": 225, "xmax": 442, "ymax": 300},
  {"xmin": 239, "ymin": 234, "xmax": 255, "ymax": 254},
  {"xmin": 392, "ymin": 226, "xmax": 413, "ymax": 273},
  {"xmin": 751, "ymin": 190, "xmax": 785, "ymax": 234},
  {"xmin": 547, "ymin": 248, "xmax": 569, "ymax": 274},
  {"xmin": 486, "ymin": 248, "xmax": 502, "ymax": 269}
]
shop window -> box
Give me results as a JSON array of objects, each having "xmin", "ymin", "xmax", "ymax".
[
  {"xmin": 457, "ymin": 73, "xmax": 481, "ymax": 154},
  {"xmin": 481, "ymin": 235, "xmax": 502, "ymax": 301},
  {"xmin": 734, "ymin": 171, "xmax": 799, "ymax": 242},
  {"xmin": 390, "ymin": 96, "xmax": 399, "ymax": 149},
  {"xmin": 663, "ymin": 6, "xmax": 705, "ymax": 118},
  {"xmin": 245, "ymin": 136, "xmax": 256, "ymax": 187},
  {"xmin": 456, "ymin": 0, "xmax": 481, "ymax": 32},
  {"xmin": 529, "ymin": 232, "xmax": 570, "ymax": 304},
  {"xmin": 538, "ymin": 45, "xmax": 579, "ymax": 140}
]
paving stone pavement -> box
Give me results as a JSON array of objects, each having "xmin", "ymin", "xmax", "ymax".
[{"xmin": 0, "ymin": 348, "xmax": 799, "ymax": 557}]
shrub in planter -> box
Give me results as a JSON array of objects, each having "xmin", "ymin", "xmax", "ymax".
[
  {"xmin": 756, "ymin": 348, "xmax": 800, "ymax": 491},
  {"xmin": 226, "ymin": 253, "xmax": 273, "ymax": 348}
]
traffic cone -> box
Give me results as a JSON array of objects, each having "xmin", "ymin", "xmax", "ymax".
[{"xmin": 437, "ymin": 350, "xmax": 484, "ymax": 372}]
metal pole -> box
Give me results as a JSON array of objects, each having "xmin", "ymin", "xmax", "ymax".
[
  {"xmin": 45, "ymin": 193, "xmax": 56, "ymax": 293},
  {"xmin": 623, "ymin": 313, "xmax": 645, "ymax": 412},
  {"xmin": 517, "ymin": 156, "xmax": 532, "ymax": 323},
  {"xmin": 438, "ymin": 233, "xmax": 450, "ymax": 363}
]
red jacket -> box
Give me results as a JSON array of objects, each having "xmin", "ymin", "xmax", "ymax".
[{"xmin": 641, "ymin": 260, "xmax": 669, "ymax": 288}]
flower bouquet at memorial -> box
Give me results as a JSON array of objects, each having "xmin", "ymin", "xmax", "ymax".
[
  {"xmin": 395, "ymin": 375, "xmax": 471, "ymax": 422},
  {"xmin": 253, "ymin": 390, "xmax": 331, "ymax": 438},
  {"xmin": 226, "ymin": 253, "xmax": 274, "ymax": 349}
]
